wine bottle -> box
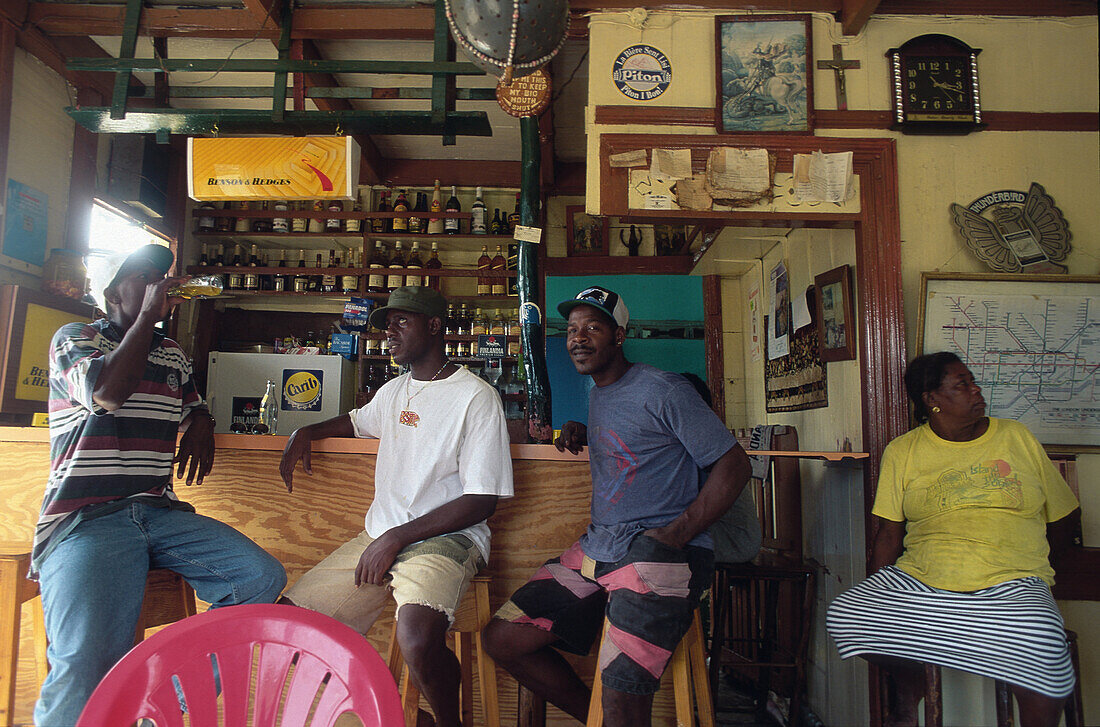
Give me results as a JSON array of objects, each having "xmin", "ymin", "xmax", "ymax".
[
  {"xmin": 392, "ymin": 190, "xmax": 410, "ymax": 232},
  {"xmin": 408, "ymin": 192, "xmax": 425, "ymax": 235},
  {"xmin": 427, "ymin": 180, "xmax": 445, "ymax": 235},
  {"xmin": 471, "ymin": 187, "xmax": 487, "ymax": 234},
  {"xmin": 405, "ymin": 241, "xmax": 424, "ymax": 287},
  {"xmin": 373, "ymin": 191, "xmax": 391, "ymax": 234},
  {"xmin": 387, "ymin": 241, "xmax": 405, "ymax": 292},
  {"xmin": 507, "ymin": 192, "xmax": 521, "ymax": 234},
  {"xmin": 293, "ymin": 249, "xmax": 309, "ymax": 293},
  {"xmin": 425, "ymin": 241, "xmax": 443, "ymax": 290},
  {"xmin": 477, "ymin": 245, "xmax": 492, "ymax": 297},
  {"xmin": 444, "ymin": 185, "xmax": 461, "ymax": 234},
  {"xmin": 491, "ymin": 245, "xmax": 506, "ymax": 296},
  {"xmin": 490, "ymin": 208, "xmax": 504, "ymax": 235}
]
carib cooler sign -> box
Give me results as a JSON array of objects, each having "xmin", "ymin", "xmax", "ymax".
[{"xmin": 282, "ymin": 369, "xmax": 324, "ymax": 412}]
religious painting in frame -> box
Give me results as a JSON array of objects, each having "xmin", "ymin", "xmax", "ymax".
[
  {"xmin": 715, "ymin": 14, "xmax": 814, "ymax": 134},
  {"xmin": 815, "ymin": 264, "xmax": 856, "ymax": 362},
  {"xmin": 565, "ymin": 205, "xmax": 609, "ymax": 256},
  {"xmin": 917, "ymin": 272, "xmax": 1100, "ymax": 451}
]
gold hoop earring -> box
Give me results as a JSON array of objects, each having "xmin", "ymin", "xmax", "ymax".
[{"xmin": 931, "ymin": 406, "xmax": 941, "ymax": 413}]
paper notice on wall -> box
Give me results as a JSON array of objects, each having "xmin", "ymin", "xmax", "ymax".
[
  {"xmin": 650, "ymin": 148, "xmax": 693, "ymax": 181},
  {"xmin": 628, "ymin": 170, "xmax": 680, "ymax": 210},
  {"xmin": 707, "ymin": 148, "xmax": 771, "ymax": 195},
  {"xmin": 671, "ymin": 175, "xmax": 712, "ymax": 211},
  {"xmin": 793, "ymin": 151, "xmax": 854, "ymax": 203},
  {"xmin": 609, "ymin": 149, "xmax": 648, "ymax": 168},
  {"xmin": 768, "ymin": 261, "xmax": 790, "ymax": 360},
  {"xmin": 748, "ymin": 284, "xmax": 762, "ymax": 362},
  {"xmin": 792, "ymin": 288, "xmax": 812, "ymax": 331}
]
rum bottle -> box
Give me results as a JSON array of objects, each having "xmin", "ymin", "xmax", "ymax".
[
  {"xmin": 392, "ymin": 190, "xmax": 410, "ymax": 232},
  {"xmin": 346, "ymin": 192, "xmax": 362, "ymax": 234},
  {"xmin": 425, "ymin": 241, "xmax": 443, "ymax": 290},
  {"xmin": 387, "ymin": 241, "xmax": 405, "ymax": 292},
  {"xmin": 477, "ymin": 245, "xmax": 492, "ymax": 296},
  {"xmin": 471, "ymin": 187, "xmax": 487, "ymax": 234},
  {"xmin": 444, "ymin": 185, "xmax": 461, "ymax": 234},
  {"xmin": 408, "ymin": 192, "xmax": 426, "ymax": 235},
  {"xmin": 322, "ymin": 249, "xmax": 337, "ymax": 293},
  {"xmin": 491, "ymin": 245, "xmax": 506, "ymax": 296},
  {"xmin": 373, "ymin": 191, "xmax": 391, "ymax": 233},
  {"xmin": 490, "ymin": 208, "xmax": 504, "ymax": 235},
  {"xmin": 293, "ymin": 250, "xmax": 309, "ymax": 293},
  {"xmin": 405, "ymin": 241, "xmax": 424, "ymax": 287},
  {"xmin": 507, "ymin": 192, "xmax": 521, "ymax": 233},
  {"xmin": 368, "ymin": 241, "xmax": 388, "ymax": 293}
]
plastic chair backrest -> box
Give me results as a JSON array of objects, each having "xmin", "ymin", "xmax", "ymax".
[{"xmin": 76, "ymin": 604, "xmax": 403, "ymax": 727}]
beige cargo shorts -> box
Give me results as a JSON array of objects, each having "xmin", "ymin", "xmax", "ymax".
[{"xmin": 284, "ymin": 530, "xmax": 483, "ymax": 634}]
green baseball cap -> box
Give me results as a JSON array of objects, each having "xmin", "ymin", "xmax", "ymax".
[{"xmin": 368, "ymin": 286, "xmax": 449, "ymax": 329}]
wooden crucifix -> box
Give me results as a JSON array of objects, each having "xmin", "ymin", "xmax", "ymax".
[{"xmin": 817, "ymin": 44, "xmax": 860, "ymax": 111}]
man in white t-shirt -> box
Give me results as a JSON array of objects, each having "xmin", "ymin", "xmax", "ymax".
[{"xmin": 279, "ymin": 286, "xmax": 513, "ymax": 727}]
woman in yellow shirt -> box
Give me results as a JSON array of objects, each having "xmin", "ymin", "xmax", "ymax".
[{"xmin": 827, "ymin": 352, "xmax": 1080, "ymax": 727}]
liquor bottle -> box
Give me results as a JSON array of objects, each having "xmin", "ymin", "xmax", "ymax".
[
  {"xmin": 427, "ymin": 180, "xmax": 445, "ymax": 235},
  {"xmin": 234, "ymin": 201, "xmax": 251, "ymax": 233},
  {"xmin": 227, "ymin": 245, "xmax": 244, "ymax": 290},
  {"xmin": 293, "ymin": 250, "xmax": 309, "ymax": 293},
  {"xmin": 392, "ymin": 190, "xmax": 410, "ymax": 232},
  {"xmin": 490, "ymin": 208, "xmax": 504, "ymax": 235},
  {"xmin": 491, "ymin": 245, "xmax": 506, "ymax": 296},
  {"xmin": 197, "ymin": 201, "xmax": 216, "ymax": 233},
  {"xmin": 216, "ymin": 202, "xmax": 233, "ymax": 233},
  {"xmin": 272, "ymin": 200, "xmax": 289, "ymax": 233},
  {"xmin": 291, "ymin": 201, "xmax": 308, "ymax": 233},
  {"xmin": 326, "ymin": 200, "xmax": 343, "ymax": 232},
  {"xmin": 424, "ymin": 242, "xmax": 442, "ymax": 290},
  {"xmin": 456, "ymin": 339, "xmax": 469, "ymax": 359},
  {"xmin": 444, "ymin": 304, "xmax": 457, "ymax": 335},
  {"xmin": 387, "ymin": 241, "xmax": 405, "ymax": 292},
  {"xmin": 308, "ymin": 200, "xmax": 325, "ymax": 233},
  {"xmin": 507, "ymin": 242, "xmax": 519, "ymax": 296},
  {"xmin": 457, "ymin": 303, "xmax": 471, "ymax": 335},
  {"xmin": 273, "ymin": 250, "xmax": 288, "ymax": 292},
  {"xmin": 470, "ymin": 187, "xmax": 487, "ymax": 234},
  {"xmin": 197, "ymin": 244, "xmax": 209, "ymax": 266},
  {"xmin": 408, "ymin": 192, "xmax": 426, "ymax": 235},
  {"xmin": 341, "ymin": 248, "xmax": 360, "ymax": 294},
  {"xmin": 405, "ymin": 241, "xmax": 424, "ymax": 287},
  {"xmin": 444, "ymin": 339, "xmax": 457, "ymax": 359},
  {"xmin": 507, "ymin": 192, "xmax": 521, "ymax": 233},
  {"xmin": 444, "ymin": 185, "xmax": 461, "ymax": 234},
  {"xmin": 471, "ymin": 307, "xmax": 487, "ymax": 336},
  {"xmin": 258, "ymin": 380, "xmax": 278, "ymax": 435},
  {"xmin": 368, "ymin": 241, "xmax": 388, "ymax": 293},
  {"xmin": 244, "ymin": 245, "xmax": 261, "ymax": 292},
  {"xmin": 507, "ymin": 309, "xmax": 521, "ymax": 356},
  {"xmin": 311, "ymin": 253, "xmax": 324, "ymax": 291},
  {"xmin": 477, "ymin": 245, "xmax": 492, "ymax": 296},
  {"xmin": 364, "ymin": 336, "xmax": 380, "ymax": 358},
  {"xmin": 346, "ymin": 192, "xmax": 362, "ymax": 234},
  {"xmin": 489, "ymin": 309, "xmax": 506, "ymax": 335},
  {"xmin": 373, "ymin": 191, "xmax": 390, "ymax": 234},
  {"xmin": 214, "ymin": 244, "xmax": 227, "ymax": 291},
  {"xmin": 322, "ymin": 249, "xmax": 337, "ymax": 293},
  {"xmin": 252, "ymin": 201, "xmax": 272, "ymax": 233}
]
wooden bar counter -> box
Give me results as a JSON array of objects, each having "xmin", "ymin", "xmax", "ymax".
[{"xmin": 0, "ymin": 427, "xmax": 683, "ymax": 725}]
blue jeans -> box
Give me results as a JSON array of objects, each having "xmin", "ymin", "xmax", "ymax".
[{"xmin": 34, "ymin": 501, "xmax": 286, "ymax": 726}]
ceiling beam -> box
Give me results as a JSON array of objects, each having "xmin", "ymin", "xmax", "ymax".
[
  {"xmin": 239, "ymin": 0, "xmax": 282, "ymax": 32},
  {"xmin": 841, "ymin": 0, "xmax": 880, "ymax": 35},
  {"xmin": 873, "ymin": 0, "xmax": 1098, "ymax": 14},
  {"xmin": 16, "ymin": 29, "xmax": 137, "ymax": 102}
]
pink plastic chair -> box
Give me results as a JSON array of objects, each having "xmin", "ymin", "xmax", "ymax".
[{"xmin": 76, "ymin": 604, "xmax": 403, "ymax": 727}]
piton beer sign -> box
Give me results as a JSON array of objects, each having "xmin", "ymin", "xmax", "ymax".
[{"xmin": 612, "ymin": 45, "xmax": 672, "ymax": 101}]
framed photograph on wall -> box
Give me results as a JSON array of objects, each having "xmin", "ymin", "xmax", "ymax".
[
  {"xmin": 654, "ymin": 224, "xmax": 689, "ymax": 256},
  {"xmin": 715, "ymin": 14, "xmax": 814, "ymax": 134},
  {"xmin": 566, "ymin": 205, "xmax": 609, "ymax": 256},
  {"xmin": 814, "ymin": 264, "xmax": 856, "ymax": 362}
]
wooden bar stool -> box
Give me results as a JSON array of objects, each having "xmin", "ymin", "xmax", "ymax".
[
  {"xmin": 586, "ymin": 609, "xmax": 713, "ymax": 727},
  {"xmin": 920, "ymin": 630, "xmax": 1085, "ymax": 727},
  {"xmin": 0, "ymin": 544, "xmax": 197, "ymax": 727},
  {"xmin": 386, "ymin": 574, "xmax": 500, "ymax": 727}
]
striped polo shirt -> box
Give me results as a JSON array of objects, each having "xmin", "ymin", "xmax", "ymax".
[{"xmin": 31, "ymin": 319, "xmax": 204, "ymax": 576}]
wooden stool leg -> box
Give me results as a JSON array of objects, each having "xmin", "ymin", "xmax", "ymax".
[
  {"xmin": 1065, "ymin": 631, "xmax": 1083, "ymax": 727},
  {"xmin": 0, "ymin": 555, "xmax": 28, "ymax": 727},
  {"xmin": 994, "ymin": 680, "xmax": 1015, "ymax": 727},
  {"xmin": 455, "ymin": 631, "xmax": 474, "ymax": 727},
  {"xmin": 472, "ymin": 578, "xmax": 501, "ymax": 727},
  {"xmin": 401, "ymin": 664, "xmax": 422, "ymax": 727},
  {"xmin": 687, "ymin": 612, "xmax": 715, "ymax": 727},
  {"xmin": 671, "ymin": 634, "xmax": 693, "ymax": 727},
  {"xmin": 924, "ymin": 663, "xmax": 943, "ymax": 727},
  {"xmin": 586, "ymin": 621, "xmax": 609, "ymax": 727}
]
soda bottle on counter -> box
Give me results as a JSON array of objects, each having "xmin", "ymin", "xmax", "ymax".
[{"xmin": 258, "ymin": 380, "xmax": 279, "ymax": 435}]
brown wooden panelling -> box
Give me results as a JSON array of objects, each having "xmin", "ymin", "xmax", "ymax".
[
  {"xmin": 594, "ymin": 105, "xmax": 1100, "ymax": 132},
  {"xmin": 702, "ymin": 275, "xmax": 725, "ymax": 423},
  {"xmin": 545, "ymin": 254, "xmax": 694, "ymax": 276},
  {"xmin": 0, "ymin": 440, "xmax": 684, "ymax": 725}
]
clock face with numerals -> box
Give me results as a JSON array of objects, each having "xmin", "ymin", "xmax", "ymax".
[
  {"xmin": 903, "ymin": 56, "xmax": 973, "ymax": 120},
  {"xmin": 887, "ymin": 34, "xmax": 983, "ymax": 134}
]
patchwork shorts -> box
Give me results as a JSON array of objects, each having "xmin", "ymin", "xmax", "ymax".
[
  {"xmin": 285, "ymin": 531, "xmax": 483, "ymax": 634},
  {"xmin": 495, "ymin": 533, "xmax": 713, "ymax": 695}
]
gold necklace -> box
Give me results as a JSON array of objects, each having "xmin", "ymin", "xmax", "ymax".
[{"xmin": 398, "ymin": 360, "xmax": 451, "ymax": 428}]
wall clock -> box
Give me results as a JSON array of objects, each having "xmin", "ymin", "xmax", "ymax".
[{"xmin": 886, "ymin": 34, "xmax": 985, "ymax": 135}]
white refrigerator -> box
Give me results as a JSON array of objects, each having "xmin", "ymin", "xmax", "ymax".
[{"xmin": 206, "ymin": 352, "xmax": 356, "ymax": 435}]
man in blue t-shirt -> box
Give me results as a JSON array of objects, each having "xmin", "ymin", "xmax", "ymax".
[{"xmin": 483, "ymin": 286, "xmax": 751, "ymax": 725}]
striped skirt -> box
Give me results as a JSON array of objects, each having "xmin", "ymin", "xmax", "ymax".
[{"xmin": 826, "ymin": 566, "xmax": 1075, "ymax": 698}]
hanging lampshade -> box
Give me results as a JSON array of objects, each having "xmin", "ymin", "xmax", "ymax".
[{"xmin": 445, "ymin": 0, "xmax": 570, "ymax": 81}]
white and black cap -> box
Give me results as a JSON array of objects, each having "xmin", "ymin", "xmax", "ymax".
[{"xmin": 557, "ymin": 286, "xmax": 629, "ymax": 329}]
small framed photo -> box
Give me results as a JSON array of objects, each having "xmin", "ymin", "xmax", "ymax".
[
  {"xmin": 566, "ymin": 205, "xmax": 609, "ymax": 256},
  {"xmin": 815, "ymin": 264, "xmax": 856, "ymax": 362},
  {"xmin": 715, "ymin": 14, "xmax": 813, "ymax": 134},
  {"xmin": 654, "ymin": 224, "xmax": 689, "ymax": 256}
]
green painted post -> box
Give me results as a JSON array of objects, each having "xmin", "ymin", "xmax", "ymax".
[{"xmin": 518, "ymin": 115, "xmax": 553, "ymax": 442}]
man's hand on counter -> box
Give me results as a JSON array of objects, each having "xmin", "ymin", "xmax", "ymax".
[
  {"xmin": 279, "ymin": 414, "xmax": 356, "ymax": 492},
  {"xmin": 176, "ymin": 409, "xmax": 215, "ymax": 485}
]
